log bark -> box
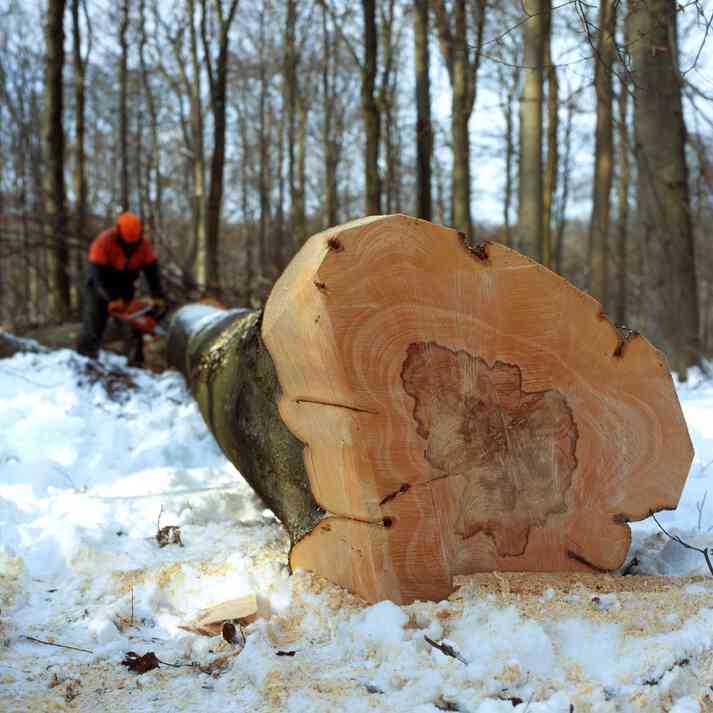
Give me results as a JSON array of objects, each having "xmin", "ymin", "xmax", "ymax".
[
  {"xmin": 168, "ymin": 215, "xmax": 693, "ymax": 604},
  {"xmin": 166, "ymin": 306, "xmax": 323, "ymax": 543}
]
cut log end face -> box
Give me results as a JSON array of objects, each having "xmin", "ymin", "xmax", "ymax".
[
  {"xmin": 262, "ymin": 214, "xmax": 693, "ymax": 604},
  {"xmin": 402, "ymin": 342, "xmax": 577, "ymax": 557}
]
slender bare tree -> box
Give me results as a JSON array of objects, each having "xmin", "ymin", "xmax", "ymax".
[
  {"xmin": 414, "ymin": 0, "xmax": 432, "ymax": 220},
  {"xmin": 43, "ymin": 0, "xmax": 70, "ymax": 320},
  {"xmin": 119, "ymin": 0, "xmax": 130, "ymax": 211},
  {"xmin": 517, "ymin": 0, "xmax": 545, "ymax": 260},
  {"xmin": 615, "ymin": 69, "xmax": 630, "ymax": 327},
  {"xmin": 201, "ymin": 0, "xmax": 240, "ymax": 294},
  {"xmin": 542, "ymin": 0, "xmax": 558, "ymax": 269},
  {"xmin": 362, "ymin": 0, "xmax": 382, "ymax": 215},
  {"xmin": 71, "ymin": 0, "xmax": 89, "ymax": 309},
  {"xmin": 433, "ymin": 0, "xmax": 486, "ymax": 237},
  {"xmin": 588, "ymin": 0, "xmax": 616, "ymax": 308}
]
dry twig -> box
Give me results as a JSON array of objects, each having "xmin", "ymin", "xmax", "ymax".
[
  {"xmin": 652, "ymin": 513, "xmax": 713, "ymax": 575},
  {"xmin": 424, "ymin": 635, "xmax": 468, "ymax": 664},
  {"xmin": 22, "ymin": 635, "xmax": 93, "ymax": 655}
]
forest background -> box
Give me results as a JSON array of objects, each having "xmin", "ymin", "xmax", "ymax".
[{"xmin": 0, "ymin": 0, "xmax": 712, "ymax": 377}]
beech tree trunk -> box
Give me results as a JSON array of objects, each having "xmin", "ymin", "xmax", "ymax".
[
  {"xmin": 517, "ymin": 0, "xmax": 545, "ymax": 260},
  {"xmin": 203, "ymin": 0, "xmax": 240, "ymax": 293},
  {"xmin": 589, "ymin": 0, "xmax": 616, "ymax": 309},
  {"xmin": 414, "ymin": 0, "xmax": 432, "ymax": 221},
  {"xmin": 43, "ymin": 0, "xmax": 70, "ymax": 321},
  {"xmin": 72, "ymin": 0, "xmax": 88, "ymax": 311},
  {"xmin": 321, "ymin": 4, "xmax": 340, "ymax": 228},
  {"xmin": 433, "ymin": 0, "xmax": 486, "ymax": 238},
  {"xmin": 615, "ymin": 70, "xmax": 631, "ymax": 328},
  {"xmin": 362, "ymin": 0, "xmax": 382, "ymax": 215},
  {"xmin": 630, "ymin": 0, "xmax": 699, "ymax": 375},
  {"xmin": 119, "ymin": 0, "xmax": 130, "ymax": 211},
  {"xmin": 167, "ymin": 215, "xmax": 692, "ymax": 605},
  {"xmin": 542, "ymin": 1, "xmax": 557, "ymax": 269}
]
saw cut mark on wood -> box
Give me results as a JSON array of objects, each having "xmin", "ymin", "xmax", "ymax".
[{"xmin": 260, "ymin": 214, "xmax": 693, "ymax": 604}]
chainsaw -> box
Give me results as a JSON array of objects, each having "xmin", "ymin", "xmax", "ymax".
[{"xmin": 108, "ymin": 298, "xmax": 167, "ymax": 337}]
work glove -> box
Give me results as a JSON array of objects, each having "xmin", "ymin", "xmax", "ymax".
[
  {"xmin": 148, "ymin": 296, "xmax": 168, "ymax": 318},
  {"xmin": 108, "ymin": 298, "xmax": 127, "ymax": 314}
]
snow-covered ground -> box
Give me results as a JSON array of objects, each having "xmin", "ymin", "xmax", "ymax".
[{"xmin": 2, "ymin": 346, "xmax": 713, "ymax": 713}]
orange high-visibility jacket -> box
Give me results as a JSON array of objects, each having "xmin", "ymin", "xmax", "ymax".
[{"xmin": 86, "ymin": 227, "xmax": 162, "ymax": 301}]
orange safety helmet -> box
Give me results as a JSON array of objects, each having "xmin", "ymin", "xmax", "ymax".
[{"xmin": 116, "ymin": 212, "xmax": 143, "ymax": 243}]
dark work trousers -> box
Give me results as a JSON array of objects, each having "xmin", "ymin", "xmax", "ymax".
[{"xmin": 76, "ymin": 283, "xmax": 144, "ymax": 367}]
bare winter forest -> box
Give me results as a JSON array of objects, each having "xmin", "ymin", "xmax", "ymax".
[{"xmin": 0, "ymin": 0, "xmax": 712, "ymax": 375}]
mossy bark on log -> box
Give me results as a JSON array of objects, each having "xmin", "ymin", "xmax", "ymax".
[
  {"xmin": 167, "ymin": 215, "xmax": 693, "ymax": 605},
  {"xmin": 165, "ymin": 305, "xmax": 323, "ymax": 543}
]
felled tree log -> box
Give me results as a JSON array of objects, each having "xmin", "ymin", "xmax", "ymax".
[
  {"xmin": 167, "ymin": 214, "xmax": 693, "ymax": 604},
  {"xmin": 0, "ymin": 331, "xmax": 45, "ymax": 359}
]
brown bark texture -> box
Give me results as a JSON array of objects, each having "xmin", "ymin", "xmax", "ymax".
[
  {"xmin": 615, "ymin": 69, "xmax": 630, "ymax": 328},
  {"xmin": 43, "ymin": 0, "xmax": 70, "ymax": 320},
  {"xmin": 588, "ymin": 0, "xmax": 616, "ymax": 309},
  {"xmin": 414, "ymin": 0, "xmax": 432, "ymax": 221},
  {"xmin": 321, "ymin": 3, "xmax": 339, "ymax": 228},
  {"xmin": 542, "ymin": 1, "xmax": 557, "ymax": 269},
  {"xmin": 629, "ymin": 0, "xmax": 700, "ymax": 374},
  {"xmin": 168, "ymin": 215, "xmax": 693, "ymax": 605},
  {"xmin": 72, "ymin": 0, "xmax": 88, "ymax": 302},
  {"xmin": 433, "ymin": 0, "xmax": 485, "ymax": 237},
  {"xmin": 203, "ymin": 0, "xmax": 240, "ymax": 293},
  {"xmin": 362, "ymin": 0, "xmax": 382, "ymax": 215},
  {"xmin": 517, "ymin": 0, "xmax": 545, "ymax": 261},
  {"xmin": 119, "ymin": 0, "xmax": 130, "ymax": 212}
]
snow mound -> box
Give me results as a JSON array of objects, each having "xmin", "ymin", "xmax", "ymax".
[{"xmin": 1, "ymin": 347, "xmax": 713, "ymax": 712}]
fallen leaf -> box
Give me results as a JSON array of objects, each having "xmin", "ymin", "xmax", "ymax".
[
  {"xmin": 222, "ymin": 621, "xmax": 245, "ymax": 647},
  {"xmin": 156, "ymin": 526, "xmax": 183, "ymax": 548},
  {"xmin": 121, "ymin": 651, "xmax": 160, "ymax": 674}
]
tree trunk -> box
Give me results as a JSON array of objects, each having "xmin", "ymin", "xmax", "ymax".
[
  {"xmin": 433, "ymin": 0, "xmax": 485, "ymax": 238},
  {"xmin": 615, "ymin": 73, "xmax": 630, "ymax": 327},
  {"xmin": 295, "ymin": 95, "xmax": 308, "ymax": 242},
  {"xmin": 554, "ymin": 91, "xmax": 575, "ymax": 275},
  {"xmin": 542, "ymin": 1, "xmax": 557, "ymax": 269},
  {"xmin": 187, "ymin": 6, "xmax": 205, "ymax": 286},
  {"xmin": 414, "ymin": 0, "xmax": 432, "ymax": 221},
  {"xmin": 119, "ymin": 0, "xmax": 130, "ymax": 211},
  {"xmin": 321, "ymin": 4, "xmax": 339, "ymax": 228},
  {"xmin": 380, "ymin": 0, "xmax": 398, "ymax": 214},
  {"xmin": 258, "ymin": 6, "xmax": 269, "ymax": 276},
  {"xmin": 166, "ymin": 306, "xmax": 323, "ymax": 543},
  {"xmin": 630, "ymin": 0, "xmax": 699, "ymax": 375},
  {"xmin": 588, "ymin": 0, "xmax": 616, "ymax": 308},
  {"xmin": 72, "ymin": 0, "xmax": 88, "ymax": 312},
  {"xmin": 284, "ymin": 0, "xmax": 299, "ymax": 237},
  {"xmin": 167, "ymin": 214, "xmax": 693, "ymax": 604},
  {"xmin": 362, "ymin": 0, "xmax": 382, "ymax": 215},
  {"xmin": 517, "ymin": 0, "xmax": 545, "ymax": 260},
  {"xmin": 203, "ymin": 0, "xmax": 240, "ymax": 295},
  {"xmin": 139, "ymin": 0, "xmax": 162, "ymax": 233},
  {"xmin": 451, "ymin": 0, "xmax": 471, "ymax": 235},
  {"xmin": 501, "ymin": 64, "xmax": 519, "ymax": 247},
  {"xmin": 43, "ymin": 0, "xmax": 70, "ymax": 321}
]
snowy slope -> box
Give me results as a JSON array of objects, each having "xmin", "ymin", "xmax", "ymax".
[{"xmin": 1, "ymin": 347, "xmax": 713, "ymax": 713}]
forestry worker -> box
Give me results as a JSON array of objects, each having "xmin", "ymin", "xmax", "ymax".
[{"xmin": 76, "ymin": 212, "xmax": 166, "ymax": 367}]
